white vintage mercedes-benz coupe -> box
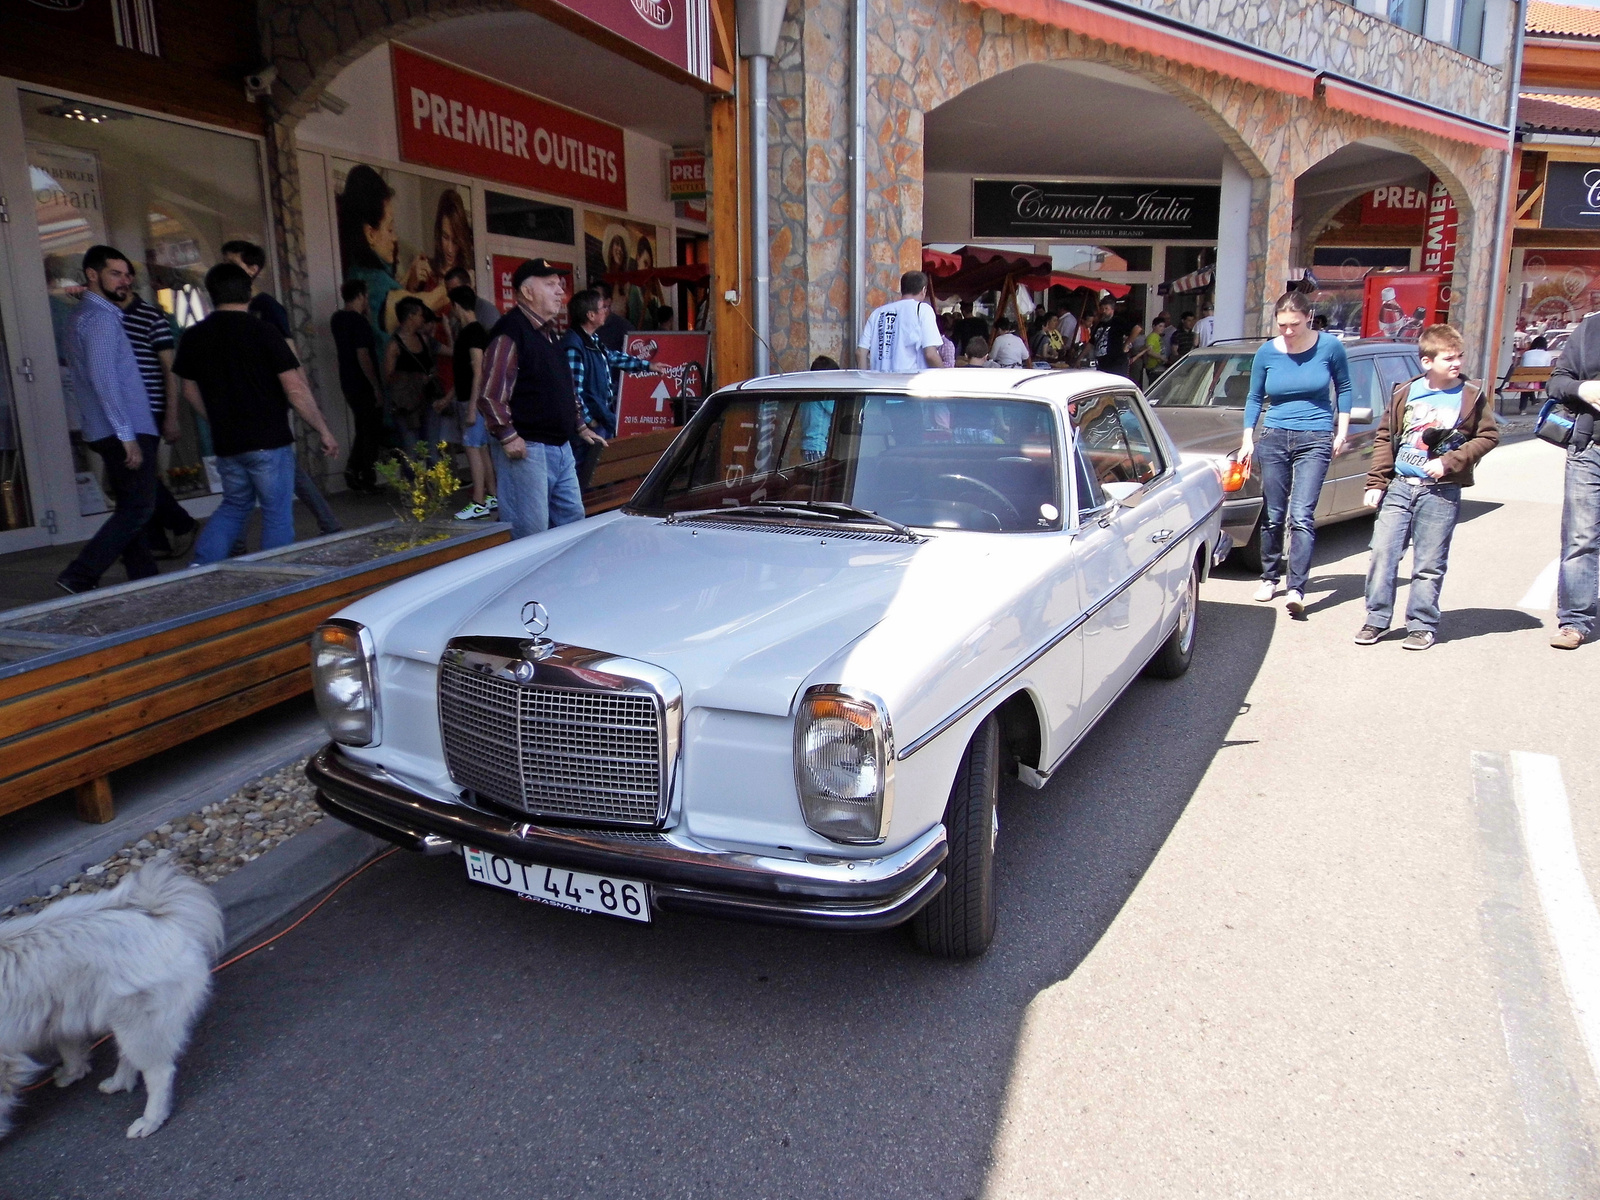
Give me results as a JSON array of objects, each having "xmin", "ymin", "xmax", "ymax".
[{"xmin": 306, "ymin": 368, "xmax": 1224, "ymax": 958}]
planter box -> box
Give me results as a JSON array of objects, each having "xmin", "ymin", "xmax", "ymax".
[{"xmin": 0, "ymin": 520, "xmax": 509, "ymax": 823}]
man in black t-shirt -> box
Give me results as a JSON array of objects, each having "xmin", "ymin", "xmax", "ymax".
[
  {"xmin": 176, "ymin": 262, "xmax": 339, "ymax": 565},
  {"xmin": 330, "ymin": 278, "xmax": 384, "ymax": 492},
  {"xmin": 1090, "ymin": 298, "xmax": 1130, "ymax": 376},
  {"xmin": 222, "ymin": 240, "xmax": 294, "ymax": 344}
]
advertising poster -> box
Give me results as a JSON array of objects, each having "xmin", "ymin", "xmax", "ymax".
[
  {"xmin": 1360, "ymin": 273, "xmax": 1441, "ymax": 339},
  {"xmin": 615, "ymin": 331, "xmax": 707, "ymax": 437},
  {"xmin": 490, "ymin": 253, "xmax": 574, "ymax": 334},
  {"xmin": 584, "ymin": 212, "xmax": 667, "ymax": 328},
  {"xmin": 332, "ymin": 158, "xmax": 478, "ymax": 353},
  {"xmin": 1515, "ymin": 251, "xmax": 1600, "ymax": 335}
]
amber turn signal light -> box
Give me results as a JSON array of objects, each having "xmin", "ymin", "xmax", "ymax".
[{"xmin": 1219, "ymin": 459, "xmax": 1250, "ymax": 493}]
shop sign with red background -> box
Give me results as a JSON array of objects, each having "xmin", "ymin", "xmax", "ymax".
[
  {"xmin": 491, "ymin": 253, "xmax": 575, "ymax": 332},
  {"xmin": 1360, "ymin": 273, "xmax": 1441, "ymax": 338},
  {"xmin": 616, "ymin": 331, "xmax": 708, "ymax": 436},
  {"xmin": 546, "ymin": 0, "xmax": 712, "ymax": 83},
  {"xmin": 667, "ymin": 150, "xmax": 706, "ymax": 200},
  {"xmin": 1422, "ymin": 178, "xmax": 1458, "ymax": 312},
  {"xmin": 392, "ymin": 44, "xmax": 627, "ymax": 210},
  {"xmin": 1359, "ymin": 183, "xmax": 1429, "ymax": 226}
]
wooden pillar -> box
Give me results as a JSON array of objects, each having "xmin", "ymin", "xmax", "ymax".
[
  {"xmin": 74, "ymin": 775, "xmax": 114, "ymax": 823},
  {"xmin": 710, "ymin": 58, "xmax": 754, "ymax": 389}
]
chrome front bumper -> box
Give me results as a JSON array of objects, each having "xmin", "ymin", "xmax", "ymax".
[{"xmin": 306, "ymin": 744, "xmax": 947, "ymax": 931}]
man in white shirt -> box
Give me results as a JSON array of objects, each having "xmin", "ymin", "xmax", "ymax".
[
  {"xmin": 857, "ymin": 271, "xmax": 942, "ymax": 371},
  {"xmin": 1195, "ymin": 302, "xmax": 1216, "ymax": 348},
  {"xmin": 990, "ymin": 317, "xmax": 1029, "ymax": 366}
]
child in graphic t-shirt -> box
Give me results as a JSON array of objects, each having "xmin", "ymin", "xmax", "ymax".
[{"xmin": 1355, "ymin": 323, "xmax": 1499, "ymax": 651}]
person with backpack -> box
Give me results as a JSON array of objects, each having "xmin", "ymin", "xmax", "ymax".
[
  {"xmin": 1545, "ymin": 311, "xmax": 1600, "ymax": 648},
  {"xmin": 1353, "ymin": 323, "xmax": 1498, "ymax": 650}
]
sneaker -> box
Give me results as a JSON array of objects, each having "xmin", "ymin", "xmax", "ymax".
[
  {"xmin": 454, "ymin": 501, "xmax": 491, "ymax": 520},
  {"xmin": 1284, "ymin": 590, "xmax": 1306, "ymax": 616},
  {"xmin": 1353, "ymin": 625, "xmax": 1385, "ymax": 646},
  {"xmin": 1402, "ymin": 630, "xmax": 1435, "ymax": 651},
  {"xmin": 1252, "ymin": 580, "xmax": 1279, "ymax": 603},
  {"xmin": 1551, "ymin": 626, "xmax": 1585, "ymax": 650},
  {"xmin": 484, "ymin": 495, "xmax": 499, "ymax": 511}
]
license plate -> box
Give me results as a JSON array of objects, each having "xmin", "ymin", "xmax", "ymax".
[{"xmin": 463, "ymin": 846, "xmax": 651, "ymax": 923}]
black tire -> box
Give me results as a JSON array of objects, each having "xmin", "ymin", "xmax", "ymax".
[
  {"xmin": 1146, "ymin": 557, "xmax": 1200, "ymax": 679},
  {"xmin": 909, "ymin": 716, "xmax": 998, "ymax": 959},
  {"xmin": 1233, "ymin": 516, "xmax": 1263, "ymax": 573}
]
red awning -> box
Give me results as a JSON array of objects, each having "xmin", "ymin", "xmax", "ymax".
[
  {"xmin": 925, "ymin": 246, "xmax": 1131, "ymax": 299},
  {"xmin": 603, "ymin": 262, "xmax": 712, "ymax": 286}
]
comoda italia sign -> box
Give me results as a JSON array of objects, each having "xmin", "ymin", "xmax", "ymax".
[
  {"xmin": 391, "ymin": 44, "xmax": 627, "ymax": 210},
  {"xmin": 973, "ymin": 180, "xmax": 1220, "ymax": 241}
]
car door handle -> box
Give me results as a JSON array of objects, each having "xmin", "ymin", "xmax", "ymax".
[{"xmin": 1149, "ymin": 529, "xmax": 1174, "ymax": 543}]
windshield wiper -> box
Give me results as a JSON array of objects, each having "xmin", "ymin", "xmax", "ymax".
[
  {"xmin": 665, "ymin": 501, "xmax": 923, "ymax": 540},
  {"xmin": 780, "ymin": 501, "xmax": 922, "ymax": 540}
]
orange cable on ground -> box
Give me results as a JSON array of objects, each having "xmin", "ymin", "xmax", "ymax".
[{"xmin": 21, "ymin": 846, "xmax": 402, "ymax": 1093}]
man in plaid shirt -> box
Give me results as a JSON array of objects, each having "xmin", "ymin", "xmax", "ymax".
[{"xmin": 561, "ymin": 288, "xmax": 669, "ymax": 488}]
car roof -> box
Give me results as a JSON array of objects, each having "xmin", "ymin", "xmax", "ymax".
[
  {"xmin": 1179, "ymin": 338, "xmax": 1421, "ymax": 357},
  {"xmin": 728, "ymin": 367, "xmax": 1133, "ymax": 401}
]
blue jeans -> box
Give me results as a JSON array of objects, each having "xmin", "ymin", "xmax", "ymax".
[
  {"xmin": 1255, "ymin": 427, "xmax": 1333, "ymax": 592},
  {"xmin": 192, "ymin": 444, "xmax": 298, "ymax": 565},
  {"xmin": 489, "ymin": 439, "xmax": 585, "ymax": 539},
  {"xmin": 1557, "ymin": 441, "xmax": 1600, "ymax": 635},
  {"xmin": 1364, "ymin": 479, "xmax": 1461, "ymax": 634}
]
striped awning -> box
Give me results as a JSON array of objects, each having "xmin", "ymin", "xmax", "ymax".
[{"xmin": 1168, "ymin": 265, "xmax": 1215, "ymax": 295}]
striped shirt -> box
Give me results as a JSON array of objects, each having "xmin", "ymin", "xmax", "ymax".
[
  {"xmin": 66, "ymin": 290, "xmax": 156, "ymax": 444},
  {"xmin": 119, "ymin": 296, "xmax": 176, "ymax": 420}
]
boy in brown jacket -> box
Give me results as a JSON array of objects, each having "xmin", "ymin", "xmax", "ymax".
[{"xmin": 1354, "ymin": 324, "xmax": 1499, "ymax": 650}]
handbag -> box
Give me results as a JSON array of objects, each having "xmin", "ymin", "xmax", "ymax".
[{"xmin": 1536, "ymin": 399, "xmax": 1576, "ymax": 448}]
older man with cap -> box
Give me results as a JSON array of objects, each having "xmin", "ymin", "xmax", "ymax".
[{"xmin": 476, "ymin": 258, "xmax": 605, "ymax": 538}]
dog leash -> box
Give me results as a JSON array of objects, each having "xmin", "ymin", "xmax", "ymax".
[{"xmin": 22, "ymin": 847, "xmax": 401, "ymax": 1093}]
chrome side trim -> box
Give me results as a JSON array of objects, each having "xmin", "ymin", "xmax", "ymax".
[{"xmin": 896, "ymin": 500, "xmax": 1221, "ymax": 760}]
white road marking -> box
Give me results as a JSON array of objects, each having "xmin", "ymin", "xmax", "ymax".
[
  {"xmin": 1512, "ymin": 751, "xmax": 1600, "ymax": 1085},
  {"xmin": 1519, "ymin": 559, "xmax": 1559, "ymax": 612}
]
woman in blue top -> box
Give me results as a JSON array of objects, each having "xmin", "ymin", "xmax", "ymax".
[{"xmin": 1241, "ymin": 291, "xmax": 1352, "ymax": 614}]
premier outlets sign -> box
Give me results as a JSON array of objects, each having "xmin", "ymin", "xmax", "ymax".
[
  {"xmin": 392, "ymin": 44, "xmax": 628, "ymax": 210},
  {"xmin": 1542, "ymin": 161, "xmax": 1600, "ymax": 232},
  {"xmin": 547, "ymin": 0, "xmax": 713, "ymax": 82},
  {"xmin": 973, "ymin": 179, "xmax": 1221, "ymax": 241}
]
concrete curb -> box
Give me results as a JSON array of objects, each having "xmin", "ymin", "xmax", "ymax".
[{"xmin": 213, "ymin": 816, "xmax": 389, "ymax": 954}]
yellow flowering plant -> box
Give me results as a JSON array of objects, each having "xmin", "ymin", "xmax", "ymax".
[{"xmin": 374, "ymin": 442, "xmax": 462, "ymax": 540}]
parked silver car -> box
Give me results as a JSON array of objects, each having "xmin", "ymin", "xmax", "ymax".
[{"xmin": 1144, "ymin": 338, "xmax": 1423, "ymax": 569}]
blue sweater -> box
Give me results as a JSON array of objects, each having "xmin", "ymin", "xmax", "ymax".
[{"xmin": 1243, "ymin": 334, "xmax": 1353, "ymax": 430}]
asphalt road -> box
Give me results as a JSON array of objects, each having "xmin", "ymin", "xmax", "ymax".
[{"xmin": 3, "ymin": 436, "xmax": 1597, "ymax": 1200}]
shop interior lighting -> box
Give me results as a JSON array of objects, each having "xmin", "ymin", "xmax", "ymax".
[{"xmin": 39, "ymin": 100, "xmax": 132, "ymax": 124}]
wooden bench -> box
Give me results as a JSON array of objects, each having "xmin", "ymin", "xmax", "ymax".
[
  {"xmin": 583, "ymin": 427, "xmax": 680, "ymax": 515},
  {"xmin": 0, "ymin": 525, "xmax": 508, "ymax": 823},
  {"xmin": 1497, "ymin": 366, "xmax": 1553, "ymax": 414}
]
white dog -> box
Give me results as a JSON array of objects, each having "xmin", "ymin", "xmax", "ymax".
[{"xmin": 0, "ymin": 860, "xmax": 223, "ymax": 1139}]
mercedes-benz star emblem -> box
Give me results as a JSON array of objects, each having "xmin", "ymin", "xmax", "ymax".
[{"xmin": 520, "ymin": 600, "xmax": 550, "ymax": 639}]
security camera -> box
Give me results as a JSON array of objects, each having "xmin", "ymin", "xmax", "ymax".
[{"xmin": 244, "ymin": 65, "xmax": 277, "ymax": 102}]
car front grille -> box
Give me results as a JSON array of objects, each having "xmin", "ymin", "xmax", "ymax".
[{"xmin": 438, "ymin": 660, "xmax": 666, "ymax": 826}]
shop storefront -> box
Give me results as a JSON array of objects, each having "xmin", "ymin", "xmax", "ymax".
[
  {"xmin": 0, "ymin": 0, "xmax": 269, "ymax": 553},
  {"xmin": 283, "ymin": 14, "xmax": 718, "ymax": 483},
  {"xmin": 1501, "ymin": 143, "xmax": 1600, "ymax": 359}
]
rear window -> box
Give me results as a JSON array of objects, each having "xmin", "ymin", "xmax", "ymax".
[{"xmin": 1146, "ymin": 353, "xmax": 1255, "ymax": 407}]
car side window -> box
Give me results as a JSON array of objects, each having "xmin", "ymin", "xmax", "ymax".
[
  {"xmin": 1110, "ymin": 393, "xmax": 1163, "ymax": 482},
  {"xmin": 1375, "ymin": 355, "xmax": 1415, "ymax": 396},
  {"xmin": 1073, "ymin": 438, "xmax": 1105, "ymax": 517},
  {"xmin": 1073, "ymin": 393, "xmax": 1139, "ymax": 489},
  {"xmin": 1347, "ymin": 358, "xmax": 1383, "ymax": 423}
]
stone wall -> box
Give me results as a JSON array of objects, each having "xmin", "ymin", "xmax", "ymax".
[{"xmin": 767, "ymin": 0, "xmax": 1507, "ymax": 373}]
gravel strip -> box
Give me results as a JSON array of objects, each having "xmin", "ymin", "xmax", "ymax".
[{"xmin": 0, "ymin": 756, "xmax": 322, "ymax": 920}]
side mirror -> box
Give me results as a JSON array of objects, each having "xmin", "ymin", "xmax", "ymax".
[
  {"xmin": 1350, "ymin": 406, "xmax": 1373, "ymax": 424},
  {"xmin": 1101, "ymin": 480, "xmax": 1142, "ymax": 507}
]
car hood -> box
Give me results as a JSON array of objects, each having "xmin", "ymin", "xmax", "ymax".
[{"xmin": 381, "ymin": 515, "xmax": 930, "ymax": 716}]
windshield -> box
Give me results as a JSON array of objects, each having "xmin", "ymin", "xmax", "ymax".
[
  {"xmin": 1146, "ymin": 352, "xmax": 1256, "ymax": 408},
  {"xmin": 631, "ymin": 392, "xmax": 1063, "ymax": 532}
]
